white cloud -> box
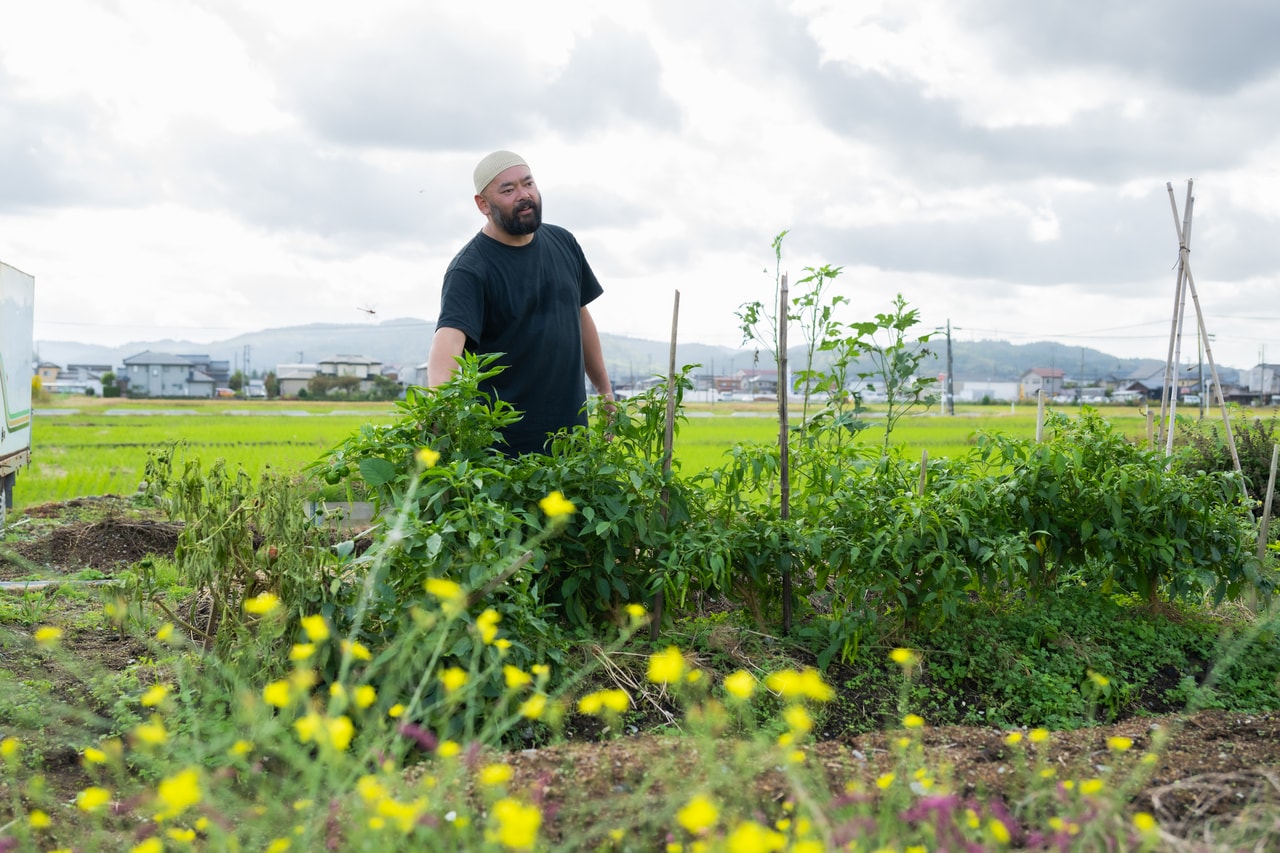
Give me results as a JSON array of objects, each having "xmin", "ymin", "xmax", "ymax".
[{"xmin": 2, "ymin": 0, "xmax": 1278, "ymax": 370}]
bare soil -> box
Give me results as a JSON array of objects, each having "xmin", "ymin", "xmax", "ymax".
[{"xmin": 3, "ymin": 497, "xmax": 1280, "ymax": 849}]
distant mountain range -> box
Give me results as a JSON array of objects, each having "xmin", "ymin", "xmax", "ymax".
[{"xmin": 35, "ymin": 316, "xmax": 1233, "ymax": 386}]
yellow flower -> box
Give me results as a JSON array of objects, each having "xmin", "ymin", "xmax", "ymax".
[
  {"xmin": 1107, "ymin": 736, "xmax": 1134, "ymax": 752},
  {"xmin": 476, "ymin": 608, "xmax": 501, "ymax": 644},
  {"xmin": 479, "ymin": 763, "xmax": 514, "ymax": 787},
  {"xmin": 784, "ymin": 704, "xmax": 813, "ymax": 734},
  {"xmin": 439, "ymin": 667, "xmax": 468, "ymax": 693},
  {"xmin": 28, "ymin": 809, "xmax": 51, "ymax": 829},
  {"xmin": 538, "ymin": 490, "xmax": 576, "ymax": 519},
  {"xmin": 724, "ymin": 820, "xmax": 786, "ymax": 853},
  {"xmin": 438, "ymin": 740, "xmax": 461, "ymax": 758},
  {"xmin": 266, "ymin": 839, "xmax": 292, "ymax": 853},
  {"xmin": 243, "ymin": 592, "xmax": 281, "ymax": 615},
  {"xmin": 155, "ymin": 767, "xmax": 202, "ymax": 820},
  {"xmin": 889, "ymin": 647, "xmax": 919, "ymax": 667},
  {"xmin": 1004, "ymin": 731, "xmax": 1023, "ymax": 745},
  {"xmin": 875, "ymin": 772, "xmax": 896, "ymax": 790},
  {"xmin": 294, "ymin": 713, "xmax": 322, "ymax": 744},
  {"xmin": 290, "ymin": 643, "xmax": 316, "ymax": 662},
  {"xmin": 0, "ymin": 737, "xmax": 19, "ymax": 759},
  {"xmin": 504, "ymin": 665, "xmax": 533, "ymax": 690},
  {"xmin": 133, "ymin": 717, "xmax": 169, "ymax": 746},
  {"xmin": 415, "ymin": 447, "xmax": 441, "ymax": 468},
  {"xmin": 301, "ymin": 614, "xmax": 330, "ymax": 643},
  {"xmin": 34, "ymin": 625, "xmax": 64, "ymax": 646},
  {"xmin": 488, "ymin": 797, "xmax": 542, "ymax": 850},
  {"xmin": 166, "ymin": 827, "xmax": 197, "ymax": 842},
  {"xmin": 354, "ymin": 685, "xmax": 377, "ymax": 709},
  {"xmin": 326, "ymin": 715, "xmax": 355, "ymax": 751},
  {"xmin": 264, "ymin": 679, "xmax": 292, "ymax": 707},
  {"xmin": 1132, "ymin": 812, "xmax": 1158, "ymax": 833},
  {"xmin": 131, "ymin": 839, "xmax": 163, "ymax": 853},
  {"xmin": 676, "ymin": 794, "xmax": 720, "ymax": 835},
  {"xmin": 140, "ymin": 684, "xmax": 170, "ymax": 708},
  {"xmin": 155, "ymin": 622, "xmax": 175, "ymax": 642},
  {"xmin": 518, "ymin": 693, "xmax": 548, "ymax": 720},
  {"xmin": 1087, "ymin": 670, "xmax": 1110, "ymax": 688},
  {"xmin": 578, "ymin": 689, "xmax": 630, "ymax": 716},
  {"xmin": 648, "ymin": 647, "xmax": 687, "ymax": 684},
  {"xmin": 356, "ymin": 775, "xmax": 389, "ymax": 803},
  {"xmin": 724, "ymin": 670, "xmax": 757, "ymax": 701},
  {"xmin": 1028, "ymin": 728, "xmax": 1050, "ymax": 743},
  {"xmin": 902, "ymin": 713, "xmax": 925, "ymax": 730},
  {"xmin": 388, "ymin": 703, "xmax": 406, "ymax": 719},
  {"xmin": 988, "ymin": 818, "xmax": 1011, "ymax": 845},
  {"xmin": 342, "ymin": 639, "xmax": 373, "ymax": 661},
  {"xmin": 625, "ymin": 603, "xmax": 647, "ymax": 620},
  {"xmin": 229, "ymin": 740, "xmax": 253, "ymax": 757},
  {"xmin": 764, "ymin": 668, "xmax": 834, "ymax": 702},
  {"xmin": 424, "ymin": 577, "xmax": 466, "ymax": 616},
  {"xmin": 1080, "ymin": 778, "xmax": 1105, "ymax": 796},
  {"xmin": 76, "ymin": 786, "xmax": 112, "ymax": 812}
]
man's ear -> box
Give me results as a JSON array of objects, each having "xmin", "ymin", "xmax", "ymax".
[{"xmin": 474, "ymin": 193, "xmax": 491, "ymax": 216}]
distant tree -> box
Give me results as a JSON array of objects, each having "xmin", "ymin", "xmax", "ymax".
[
  {"xmin": 369, "ymin": 374, "xmax": 402, "ymax": 401},
  {"xmin": 307, "ymin": 374, "xmax": 361, "ymax": 398},
  {"xmin": 228, "ymin": 370, "xmax": 245, "ymax": 393},
  {"xmin": 100, "ymin": 371, "xmax": 121, "ymax": 398},
  {"xmin": 264, "ymin": 372, "xmax": 279, "ymax": 399}
]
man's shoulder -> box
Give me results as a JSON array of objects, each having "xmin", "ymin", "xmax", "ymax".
[{"xmin": 535, "ymin": 223, "xmax": 583, "ymax": 254}]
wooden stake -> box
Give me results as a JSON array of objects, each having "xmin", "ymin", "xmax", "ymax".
[
  {"xmin": 778, "ymin": 273, "xmax": 792, "ymax": 633},
  {"xmin": 651, "ymin": 290, "xmax": 680, "ymax": 641}
]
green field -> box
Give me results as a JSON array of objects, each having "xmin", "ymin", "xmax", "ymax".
[
  {"xmin": 18, "ymin": 398, "xmax": 400, "ymax": 506},
  {"xmin": 13, "ymin": 396, "xmax": 1164, "ymax": 508}
]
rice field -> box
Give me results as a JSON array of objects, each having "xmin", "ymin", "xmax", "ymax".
[{"xmin": 12, "ymin": 396, "xmax": 1158, "ymax": 508}]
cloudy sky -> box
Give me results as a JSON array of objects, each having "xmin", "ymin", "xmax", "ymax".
[{"xmin": 4, "ymin": 0, "xmax": 1279, "ymax": 369}]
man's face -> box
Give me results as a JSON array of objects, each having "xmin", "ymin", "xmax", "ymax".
[{"xmin": 480, "ymin": 165, "xmax": 542, "ymax": 236}]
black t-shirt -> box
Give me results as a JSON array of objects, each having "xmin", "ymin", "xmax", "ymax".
[{"xmin": 437, "ymin": 224, "xmax": 603, "ymax": 455}]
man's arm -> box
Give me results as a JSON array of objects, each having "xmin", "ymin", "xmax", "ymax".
[
  {"xmin": 580, "ymin": 307, "xmax": 612, "ymax": 400},
  {"xmin": 427, "ymin": 327, "xmax": 468, "ymax": 387}
]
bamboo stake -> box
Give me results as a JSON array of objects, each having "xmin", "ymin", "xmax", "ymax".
[
  {"xmin": 1165, "ymin": 184, "xmax": 1242, "ymax": 475},
  {"xmin": 1160, "ymin": 181, "xmax": 1194, "ymax": 450},
  {"xmin": 1257, "ymin": 443, "xmax": 1277, "ymax": 565},
  {"xmin": 777, "ymin": 273, "xmax": 792, "ymax": 633},
  {"xmin": 1035, "ymin": 390, "xmax": 1045, "ymax": 442},
  {"xmin": 651, "ymin": 290, "xmax": 680, "ymax": 641},
  {"xmin": 1157, "ymin": 179, "xmax": 1192, "ymax": 445}
]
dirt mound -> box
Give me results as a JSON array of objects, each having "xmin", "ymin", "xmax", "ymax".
[{"xmin": 1, "ymin": 515, "xmax": 181, "ymax": 579}]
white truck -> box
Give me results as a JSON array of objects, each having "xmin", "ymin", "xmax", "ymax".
[{"xmin": 1, "ymin": 260, "xmax": 35, "ymax": 516}]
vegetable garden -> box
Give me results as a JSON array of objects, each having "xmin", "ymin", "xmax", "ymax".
[{"xmin": 3, "ymin": 291, "xmax": 1280, "ymax": 849}]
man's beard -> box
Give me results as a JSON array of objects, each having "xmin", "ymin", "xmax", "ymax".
[{"xmin": 496, "ymin": 199, "xmax": 542, "ymax": 236}]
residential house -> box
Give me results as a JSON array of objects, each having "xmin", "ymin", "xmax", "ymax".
[
  {"xmin": 1017, "ymin": 368, "xmax": 1065, "ymax": 401},
  {"xmin": 122, "ymin": 351, "xmax": 216, "ymax": 397},
  {"xmin": 35, "ymin": 361, "xmax": 60, "ymax": 386},
  {"xmin": 316, "ymin": 354, "xmax": 384, "ymax": 394},
  {"xmin": 180, "ymin": 355, "xmax": 231, "ymax": 389},
  {"xmin": 275, "ymin": 363, "xmax": 320, "ymax": 398},
  {"xmin": 45, "ymin": 364, "xmax": 110, "ymax": 396},
  {"xmin": 1244, "ymin": 363, "xmax": 1280, "ymax": 405}
]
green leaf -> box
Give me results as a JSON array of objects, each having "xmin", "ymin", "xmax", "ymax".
[{"xmin": 358, "ymin": 457, "xmax": 399, "ymax": 487}]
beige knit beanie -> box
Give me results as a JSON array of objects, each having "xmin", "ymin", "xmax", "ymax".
[{"xmin": 473, "ymin": 150, "xmax": 529, "ymax": 195}]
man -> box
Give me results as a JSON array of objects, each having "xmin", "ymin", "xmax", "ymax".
[{"xmin": 427, "ymin": 150, "xmax": 613, "ymax": 455}]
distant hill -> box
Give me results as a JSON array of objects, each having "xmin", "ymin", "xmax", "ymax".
[{"xmin": 34, "ymin": 318, "xmax": 1239, "ymax": 386}]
